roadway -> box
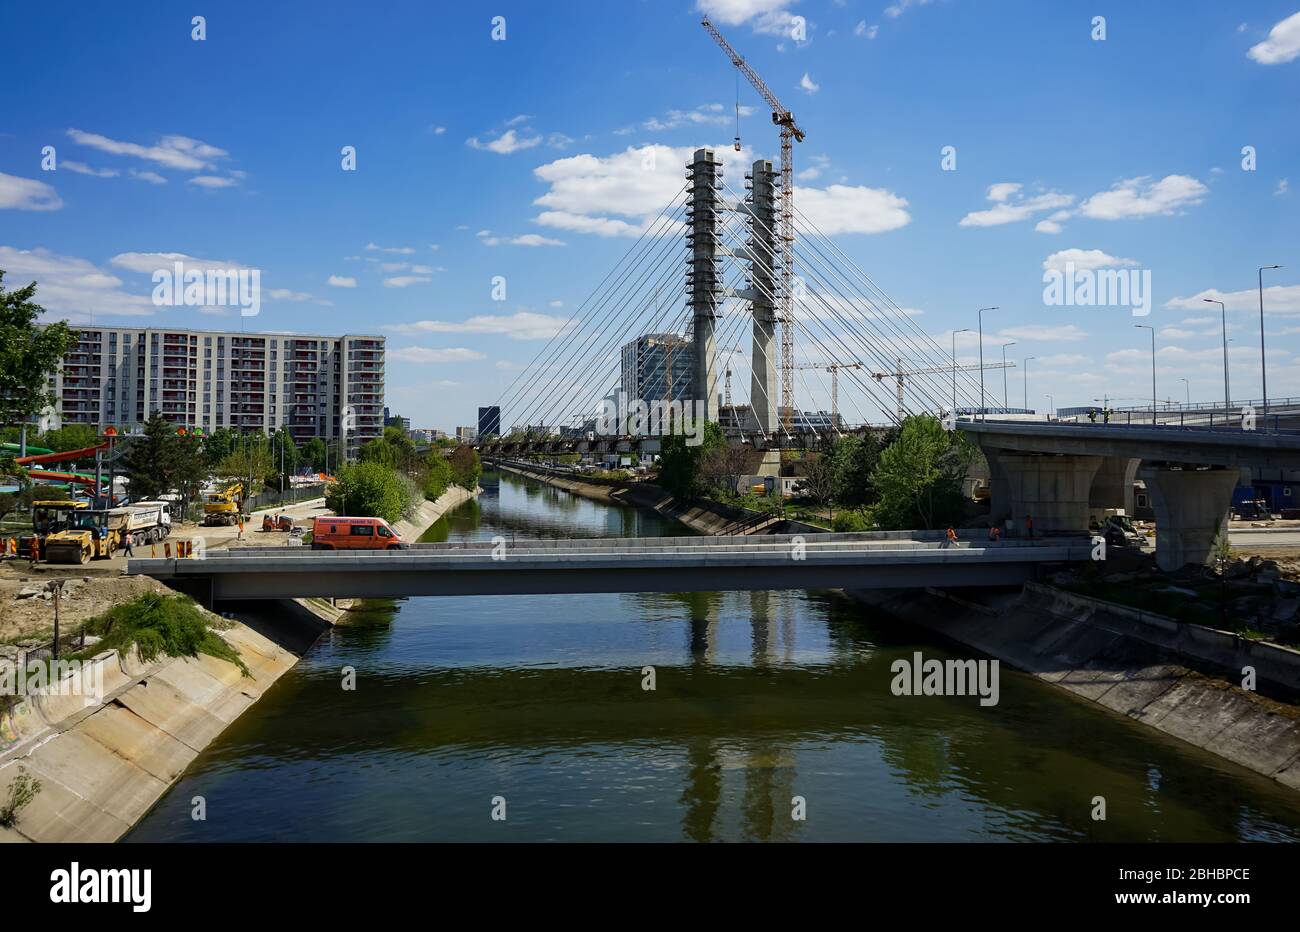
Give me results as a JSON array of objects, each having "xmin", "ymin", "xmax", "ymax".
[{"xmin": 128, "ymin": 532, "xmax": 1095, "ymax": 601}]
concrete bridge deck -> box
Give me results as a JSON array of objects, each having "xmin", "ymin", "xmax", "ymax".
[{"xmin": 128, "ymin": 532, "xmax": 1093, "ymax": 601}]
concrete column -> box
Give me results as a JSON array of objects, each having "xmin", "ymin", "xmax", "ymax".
[
  {"xmin": 1140, "ymin": 467, "xmax": 1238, "ymax": 571},
  {"xmin": 981, "ymin": 447, "xmax": 1011, "ymax": 523},
  {"xmin": 992, "ymin": 453, "xmax": 1103, "ymax": 534},
  {"xmin": 1088, "ymin": 456, "xmax": 1141, "ymax": 515},
  {"xmin": 687, "ymin": 149, "xmax": 721, "ymax": 425},
  {"xmin": 748, "ymin": 159, "xmax": 779, "ymax": 436}
]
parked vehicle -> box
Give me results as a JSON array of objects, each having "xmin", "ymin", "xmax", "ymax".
[
  {"xmin": 44, "ymin": 509, "xmax": 126, "ymax": 564},
  {"xmin": 1233, "ymin": 498, "xmax": 1272, "ymax": 521},
  {"xmin": 20, "ymin": 500, "xmax": 89, "ymax": 558},
  {"xmin": 1089, "ymin": 512, "xmax": 1143, "ymax": 548},
  {"xmin": 310, "ymin": 516, "xmax": 409, "ymax": 551},
  {"xmin": 203, "ymin": 483, "xmax": 247, "ymax": 526},
  {"xmin": 262, "ymin": 513, "xmax": 294, "ymax": 532},
  {"xmin": 122, "ymin": 500, "xmax": 173, "ymax": 546}
]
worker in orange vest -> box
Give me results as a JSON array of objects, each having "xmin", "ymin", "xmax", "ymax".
[
  {"xmin": 987, "ymin": 525, "xmax": 1001, "ymax": 543},
  {"xmin": 1025, "ymin": 514, "xmax": 1034, "ymax": 539},
  {"xmin": 946, "ymin": 526, "xmax": 958, "ymax": 546}
]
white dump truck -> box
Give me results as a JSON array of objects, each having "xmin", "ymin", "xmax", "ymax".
[{"xmin": 119, "ymin": 500, "xmax": 173, "ymax": 546}]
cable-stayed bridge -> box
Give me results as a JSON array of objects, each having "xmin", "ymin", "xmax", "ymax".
[{"xmin": 480, "ymin": 148, "xmax": 999, "ymax": 459}]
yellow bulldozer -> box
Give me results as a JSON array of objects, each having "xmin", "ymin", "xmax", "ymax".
[
  {"xmin": 43, "ymin": 509, "xmax": 126, "ymax": 565},
  {"xmin": 203, "ymin": 482, "xmax": 248, "ymax": 527}
]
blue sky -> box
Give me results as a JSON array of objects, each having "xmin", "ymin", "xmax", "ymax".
[{"xmin": 1, "ymin": 0, "xmax": 1297, "ymax": 428}]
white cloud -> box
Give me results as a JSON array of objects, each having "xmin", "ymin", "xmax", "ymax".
[
  {"xmin": 130, "ymin": 170, "xmax": 167, "ymax": 185},
  {"xmin": 327, "ymin": 275, "xmax": 356, "ymax": 288},
  {"xmin": 432, "ymin": 126, "xmax": 447, "ymax": 135},
  {"xmin": 385, "ymin": 311, "xmax": 569, "ymax": 341},
  {"xmin": 532, "ymin": 144, "xmax": 909, "ymax": 238},
  {"xmin": 365, "ymin": 242, "xmax": 415, "ymax": 254},
  {"xmin": 795, "ymin": 184, "xmax": 911, "ymax": 235},
  {"xmin": 1166, "ymin": 283, "xmax": 1300, "ymax": 314},
  {"xmin": 268, "ymin": 289, "xmax": 312, "ymax": 301},
  {"xmin": 480, "ymin": 233, "xmax": 566, "ymax": 247},
  {"xmin": 388, "ymin": 346, "xmax": 486, "ymax": 363},
  {"xmin": 959, "ymin": 188, "xmax": 1074, "ymax": 227},
  {"xmin": 696, "ymin": 0, "xmax": 792, "ymax": 28},
  {"xmin": 796, "ymin": 154, "xmax": 831, "ymax": 181},
  {"xmin": 0, "ymin": 246, "xmax": 154, "ymax": 320},
  {"xmin": 854, "ymin": 21, "xmax": 879, "ymax": 38},
  {"xmin": 467, "ymin": 128, "xmax": 542, "ymax": 154},
  {"xmin": 1276, "ymin": 178, "xmax": 1290, "ymax": 197},
  {"xmin": 799, "ymin": 73, "xmax": 820, "ymax": 94},
  {"xmin": 66, "ymin": 129, "xmax": 227, "ymax": 172},
  {"xmin": 109, "ymin": 251, "xmax": 247, "ymax": 274},
  {"xmin": 383, "ymin": 275, "xmax": 433, "ymax": 288},
  {"xmin": 187, "ymin": 175, "xmax": 238, "ymax": 189},
  {"xmin": 885, "ymin": 0, "xmax": 935, "ymax": 18},
  {"xmin": 642, "ymin": 103, "xmax": 755, "ymax": 132},
  {"xmin": 1041, "ymin": 248, "xmax": 1139, "ymax": 273},
  {"xmin": 62, "ymin": 161, "xmax": 119, "ymax": 178},
  {"xmin": 996, "ymin": 324, "xmax": 1089, "ymax": 342},
  {"xmin": 1248, "ymin": 11, "xmax": 1300, "ymax": 64},
  {"xmin": 0, "ymin": 172, "xmax": 62, "ymax": 211},
  {"xmin": 1078, "ymin": 174, "xmax": 1207, "ymax": 220}
]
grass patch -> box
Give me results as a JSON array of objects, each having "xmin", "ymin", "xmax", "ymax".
[{"xmin": 68, "ymin": 592, "xmax": 249, "ymax": 676}]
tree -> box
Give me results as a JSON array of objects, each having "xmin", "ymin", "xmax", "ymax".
[
  {"xmin": 697, "ymin": 441, "xmax": 751, "ymax": 496},
  {"xmin": 325, "ymin": 460, "xmax": 412, "ymax": 523},
  {"xmin": 832, "ymin": 432, "xmax": 885, "ymax": 507},
  {"xmin": 38, "ymin": 423, "xmax": 98, "ymax": 453},
  {"xmin": 796, "ymin": 452, "xmax": 839, "ymax": 518},
  {"xmin": 119, "ymin": 413, "xmax": 178, "ymax": 500},
  {"xmin": 204, "ymin": 427, "xmax": 237, "ymax": 470},
  {"xmin": 215, "ymin": 439, "xmax": 275, "ymax": 493},
  {"xmin": 0, "ymin": 272, "xmax": 78, "ymax": 438},
  {"xmin": 448, "ymin": 445, "xmax": 481, "ymax": 489},
  {"xmin": 657, "ymin": 421, "xmax": 726, "ymax": 500},
  {"xmin": 167, "ymin": 432, "xmax": 207, "ymax": 515},
  {"xmin": 871, "ymin": 415, "xmax": 973, "ymax": 530},
  {"xmin": 301, "ymin": 436, "xmax": 327, "ymax": 472}
]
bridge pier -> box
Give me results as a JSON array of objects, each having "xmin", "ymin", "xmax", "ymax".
[
  {"xmin": 985, "ymin": 452, "xmax": 1102, "ymax": 534},
  {"xmin": 1140, "ymin": 467, "xmax": 1237, "ymax": 571},
  {"xmin": 1088, "ymin": 456, "xmax": 1141, "ymax": 516}
]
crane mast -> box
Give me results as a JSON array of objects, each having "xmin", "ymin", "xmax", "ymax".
[{"xmin": 701, "ymin": 17, "xmax": 805, "ymax": 430}]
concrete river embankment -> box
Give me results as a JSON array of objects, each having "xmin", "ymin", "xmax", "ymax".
[{"xmin": 0, "ymin": 484, "xmax": 477, "ymax": 842}]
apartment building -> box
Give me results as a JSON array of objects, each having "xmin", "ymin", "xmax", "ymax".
[{"xmin": 52, "ymin": 327, "xmax": 385, "ymax": 455}]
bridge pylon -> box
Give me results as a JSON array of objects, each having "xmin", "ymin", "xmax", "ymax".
[{"xmin": 687, "ymin": 148, "xmax": 722, "ymax": 424}]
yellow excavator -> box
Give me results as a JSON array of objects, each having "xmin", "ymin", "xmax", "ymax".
[
  {"xmin": 203, "ymin": 482, "xmax": 248, "ymax": 526},
  {"xmin": 44, "ymin": 509, "xmax": 126, "ymax": 565}
]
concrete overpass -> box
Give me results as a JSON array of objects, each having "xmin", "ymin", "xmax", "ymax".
[
  {"xmin": 129, "ymin": 533, "xmax": 1092, "ymax": 602},
  {"xmin": 959, "ymin": 420, "xmax": 1300, "ymax": 571}
]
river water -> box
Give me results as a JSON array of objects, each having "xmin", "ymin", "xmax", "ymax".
[{"xmin": 128, "ymin": 470, "xmax": 1300, "ymax": 842}]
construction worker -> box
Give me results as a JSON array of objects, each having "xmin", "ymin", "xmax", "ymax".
[
  {"xmin": 237, "ymin": 516, "xmax": 245, "ymax": 541},
  {"xmin": 28, "ymin": 536, "xmax": 39, "ymax": 568},
  {"xmin": 1025, "ymin": 514, "xmax": 1035, "ymax": 539},
  {"xmin": 1087, "ymin": 408, "xmax": 1097, "ymax": 423},
  {"xmin": 123, "ymin": 533, "xmax": 134, "ymax": 558},
  {"xmin": 1103, "ymin": 407, "xmax": 1112, "ymax": 424},
  {"xmin": 987, "ymin": 524, "xmax": 1001, "ymax": 543},
  {"xmin": 946, "ymin": 526, "xmax": 958, "ymax": 546}
]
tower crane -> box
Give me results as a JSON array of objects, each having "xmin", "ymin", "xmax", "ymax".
[
  {"xmin": 872, "ymin": 358, "xmax": 1013, "ymax": 421},
  {"xmin": 792, "ymin": 361, "xmax": 863, "ymax": 425},
  {"xmin": 701, "ymin": 17, "xmax": 805, "ymax": 429}
]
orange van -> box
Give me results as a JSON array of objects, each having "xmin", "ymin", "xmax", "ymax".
[{"xmin": 311, "ymin": 516, "xmax": 409, "ymax": 551}]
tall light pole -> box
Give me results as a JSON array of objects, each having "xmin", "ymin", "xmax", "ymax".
[
  {"xmin": 1023, "ymin": 356, "xmax": 1035, "ymax": 411},
  {"xmin": 977, "ymin": 307, "xmax": 998, "ymax": 421},
  {"xmin": 951, "ymin": 328, "xmax": 969, "ymax": 414},
  {"xmin": 1136, "ymin": 324, "xmax": 1156, "ymax": 424},
  {"xmin": 1204, "ymin": 297, "xmax": 1230, "ymax": 413},
  {"xmin": 1000, "ymin": 341, "xmax": 1016, "ymax": 411},
  {"xmin": 1259, "ymin": 264, "xmax": 1282, "ymax": 431},
  {"xmin": 1044, "ymin": 393, "xmax": 1054, "ymax": 419},
  {"xmin": 1179, "ymin": 378, "xmax": 1190, "ymax": 407}
]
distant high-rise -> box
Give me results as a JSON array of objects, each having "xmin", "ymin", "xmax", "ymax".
[
  {"xmin": 477, "ymin": 405, "xmax": 501, "ymax": 438},
  {"xmin": 456, "ymin": 426, "xmax": 477, "ymax": 442},
  {"xmin": 620, "ymin": 333, "xmax": 695, "ymax": 407}
]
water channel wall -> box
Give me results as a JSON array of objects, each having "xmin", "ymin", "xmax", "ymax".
[
  {"xmin": 0, "ymin": 484, "xmax": 479, "ymax": 842},
  {"xmin": 850, "ymin": 585, "xmax": 1300, "ymax": 793}
]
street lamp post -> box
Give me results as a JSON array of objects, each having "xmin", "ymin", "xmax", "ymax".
[
  {"xmin": 977, "ymin": 307, "xmax": 999, "ymax": 421},
  {"xmin": 1044, "ymin": 394, "xmax": 1054, "ymax": 420},
  {"xmin": 1000, "ymin": 341, "xmax": 1016, "ymax": 412},
  {"xmin": 1179, "ymin": 378, "xmax": 1189, "ymax": 407},
  {"xmin": 1136, "ymin": 324, "xmax": 1156, "ymax": 424},
  {"xmin": 1259, "ymin": 265, "xmax": 1282, "ymax": 431},
  {"xmin": 1023, "ymin": 356, "xmax": 1035, "ymax": 411},
  {"xmin": 951, "ymin": 328, "xmax": 970, "ymax": 414},
  {"xmin": 1203, "ymin": 297, "xmax": 1230, "ymax": 414}
]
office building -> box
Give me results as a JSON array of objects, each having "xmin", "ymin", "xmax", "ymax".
[{"xmin": 477, "ymin": 405, "xmax": 501, "ymax": 438}]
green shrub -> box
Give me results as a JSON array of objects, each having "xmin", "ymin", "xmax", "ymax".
[
  {"xmin": 75, "ymin": 592, "xmax": 248, "ymax": 675},
  {"xmin": 831, "ymin": 510, "xmax": 872, "ymax": 532},
  {"xmin": 0, "ymin": 768, "xmax": 41, "ymax": 828},
  {"xmin": 325, "ymin": 461, "xmax": 412, "ymax": 524}
]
